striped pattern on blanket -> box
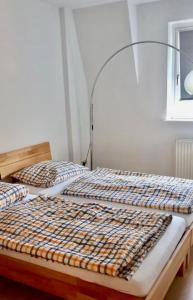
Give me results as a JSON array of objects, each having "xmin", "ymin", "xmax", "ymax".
[
  {"xmin": 0, "ymin": 196, "xmax": 171, "ymax": 279},
  {"xmin": 62, "ymin": 168, "xmax": 193, "ymax": 214}
]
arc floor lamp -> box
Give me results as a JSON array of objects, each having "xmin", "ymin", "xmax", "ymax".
[{"xmin": 82, "ymin": 40, "xmax": 193, "ymax": 170}]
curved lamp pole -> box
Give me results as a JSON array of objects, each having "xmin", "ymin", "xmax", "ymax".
[{"xmin": 82, "ymin": 40, "xmax": 193, "ymax": 170}]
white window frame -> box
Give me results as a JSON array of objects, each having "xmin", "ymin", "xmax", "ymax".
[{"xmin": 166, "ymin": 19, "xmax": 193, "ymax": 121}]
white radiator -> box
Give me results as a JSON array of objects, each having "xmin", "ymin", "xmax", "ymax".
[{"xmin": 176, "ymin": 139, "xmax": 193, "ymax": 179}]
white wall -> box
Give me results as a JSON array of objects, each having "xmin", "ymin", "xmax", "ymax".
[
  {"xmin": 75, "ymin": 0, "xmax": 193, "ymax": 176},
  {"xmin": 74, "ymin": 1, "xmax": 138, "ymax": 170},
  {"xmin": 0, "ymin": 0, "xmax": 68, "ymax": 159},
  {"xmin": 60, "ymin": 8, "xmax": 90, "ymax": 164}
]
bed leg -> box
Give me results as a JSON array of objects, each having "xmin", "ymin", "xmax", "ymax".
[
  {"xmin": 186, "ymin": 249, "xmax": 191, "ymax": 270},
  {"xmin": 177, "ymin": 260, "xmax": 186, "ymax": 277}
]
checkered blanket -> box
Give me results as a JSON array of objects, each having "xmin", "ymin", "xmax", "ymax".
[
  {"xmin": 62, "ymin": 168, "xmax": 193, "ymax": 214},
  {"xmin": 0, "ymin": 182, "xmax": 28, "ymax": 210},
  {"xmin": 0, "ymin": 196, "xmax": 171, "ymax": 279}
]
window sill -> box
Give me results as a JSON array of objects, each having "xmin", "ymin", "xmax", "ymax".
[{"xmin": 165, "ymin": 117, "xmax": 193, "ymax": 122}]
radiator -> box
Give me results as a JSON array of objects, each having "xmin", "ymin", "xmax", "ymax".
[{"xmin": 176, "ymin": 139, "xmax": 193, "ymax": 179}]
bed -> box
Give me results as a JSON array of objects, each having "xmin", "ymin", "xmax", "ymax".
[
  {"xmin": 1, "ymin": 142, "xmax": 192, "ymax": 235},
  {"xmin": 9, "ymin": 146, "xmax": 193, "ymax": 235},
  {"xmin": 0, "ymin": 142, "xmax": 191, "ymax": 300},
  {"xmin": 0, "ymin": 214, "xmax": 186, "ymax": 300},
  {"xmin": 28, "ymin": 174, "xmax": 193, "ymax": 252},
  {"xmin": 28, "ymin": 175, "xmax": 193, "ymax": 230},
  {"xmin": 59, "ymin": 171, "xmax": 193, "ymax": 250}
]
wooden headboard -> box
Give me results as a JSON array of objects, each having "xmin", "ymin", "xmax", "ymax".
[{"xmin": 0, "ymin": 142, "xmax": 52, "ymax": 179}]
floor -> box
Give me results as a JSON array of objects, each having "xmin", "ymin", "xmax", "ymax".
[
  {"xmin": 0, "ymin": 253, "xmax": 193, "ymax": 300},
  {"xmin": 0, "ymin": 277, "xmax": 61, "ymax": 300},
  {"xmin": 165, "ymin": 249, "xmax": 193, "ymax": 300}
]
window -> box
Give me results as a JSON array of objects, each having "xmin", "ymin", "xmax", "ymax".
[{"xmin": 167, "ymin": 19, "xmax": 193, "ymax": 121}]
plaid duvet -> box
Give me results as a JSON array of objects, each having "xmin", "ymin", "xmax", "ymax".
[
  {"xmin": 62, "ymin": 168, "xmax": 193, "ymax": 214},
  {"xmin": 0, "ymin": 196, "xmax": 171, "ymax": 279},
  {"xmin": 0, "ymin": 182, "xmax": 28, "ymax": 210}
]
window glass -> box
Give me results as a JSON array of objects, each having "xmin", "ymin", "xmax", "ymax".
[{"xmin": 180, "ymin": 30, "xmax": 193, "ymax": 101}]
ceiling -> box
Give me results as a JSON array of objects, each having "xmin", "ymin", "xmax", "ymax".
[{"xmin": 42, "ymin": 0, "xmax": 160, "ymax": 8}]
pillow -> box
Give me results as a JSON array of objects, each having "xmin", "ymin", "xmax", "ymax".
[
  {"xmin": 0, "ymin": 182, "xmax": 28, "ymax": 210},
  {"xmin": 12, "ymin": 160, "xmax": 89, "ymax": 188}
]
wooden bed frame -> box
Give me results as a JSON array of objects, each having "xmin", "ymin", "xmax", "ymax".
[
  {"xmin": 0, "ymin": 142, "xmax": 191, "ymax": 300},
  {"xmin": 0, "ymin": 231, "xmax": 190, "ymax": 300},
  {"xmin": 0, "ymin": 142, "xmax": 51, "ymax": 180}
]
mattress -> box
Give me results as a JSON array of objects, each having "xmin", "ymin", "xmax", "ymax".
[
  {"xmin": 0, "ymin": 216, "xmax": 185, "ymax": 297},
  {"xmin": 24, "ymin": 194, "xmax": 37, "ymax": 201}
]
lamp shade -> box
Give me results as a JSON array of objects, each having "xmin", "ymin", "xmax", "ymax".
[{"xmin": 184, "ymin": 70, "xmax": 193, "ymax": 95}]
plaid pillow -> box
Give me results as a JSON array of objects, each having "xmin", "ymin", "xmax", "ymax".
[
  {"xmin": 0, "ymin": 182, "xmax": 28, "ymax": 210},
  {"xmin": 12, "ymin": 160, "xmax": 89, "ymax": 188}
]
